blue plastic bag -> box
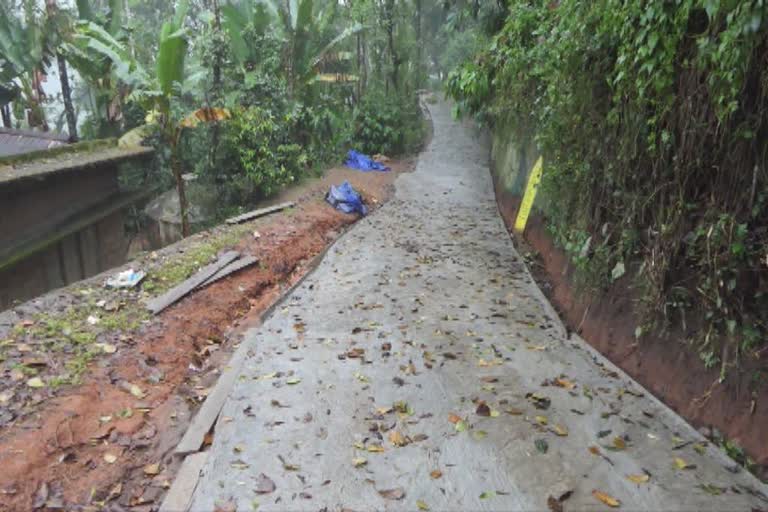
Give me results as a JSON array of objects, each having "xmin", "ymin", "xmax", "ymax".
[
  {"xmin": 325, "ymin": 181, "xmax": 368, "ymax": 216},
  {"xmin": 344, "ymin": 150, "xmax": 390, "ymax": 172}
]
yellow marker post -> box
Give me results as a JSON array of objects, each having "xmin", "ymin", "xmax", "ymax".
[{"xmin": 514, "ymin": 156, "xmax": 544, "ymax": 233}]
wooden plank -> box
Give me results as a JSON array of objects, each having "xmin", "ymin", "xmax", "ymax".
[
  {"xmin": 225, "ymin": 201, "xmax": 294, "ymax": 225},
  {"xmin": 159, "ymin": 452, "xmax": 208, "ymax": 512},
  {"xmin": 146, "ymin": 251, "xmax": 240, "ymax": 314},
  {"xmin": 197, "ymin": 255, "xmax": 259, "ymax": 289},
  {"xmin": 174, "ymin": 338, "xmax": 251, "ymax": 455}
]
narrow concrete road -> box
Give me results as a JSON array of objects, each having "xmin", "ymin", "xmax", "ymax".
[{"xmin": 189, "ymin": 102, "xmax": 768, "ymax": 511}]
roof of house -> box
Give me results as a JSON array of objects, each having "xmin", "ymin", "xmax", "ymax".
[
  {"xmin": 0, "ymin": 140, "xmax": 154, "ymax": 186},
  {"xmin": 0, "ymin": 128, "xmax": 70, "ymax": 157}
]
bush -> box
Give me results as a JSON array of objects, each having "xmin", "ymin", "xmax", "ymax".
[
  {"xmin": 352, "ymin": 91, "xmax": 425, "ymax": 156},
  {"xmin": 447, "ymin": 0, "xmax": 768, "ymax": 370},
  {"xmin": 227, "ymin": 106, "xmax": 309, "ymax": 198}
]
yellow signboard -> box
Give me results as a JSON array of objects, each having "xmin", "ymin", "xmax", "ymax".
[{"xmin": 514, "ymin": 156, "xmax": 544, "ymax": 233}]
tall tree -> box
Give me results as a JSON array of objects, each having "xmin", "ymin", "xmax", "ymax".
[{"xmin": 46, "ymin": 0, "xmax": 79, "ymax": 141}]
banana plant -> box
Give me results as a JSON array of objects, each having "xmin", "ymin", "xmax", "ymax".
[
  {"xmin": 64, "ymin": 0, "xmax": 136, "ymax": 136},
  {"xmin": 0, "ymin": 4, "xmax": 53, "ymax": 129},
  {"xmin": 121, "ymin": 0, "xmax": 228, "ymax": 237},
  {"xmin": 222, "ymin": 0, "xmax": 363, "ymax": 98}
]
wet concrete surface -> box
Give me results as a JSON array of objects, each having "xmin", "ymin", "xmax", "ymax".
[{"xmin": 189, "ymin": 101, "xmax": 768, "ymax": 511}]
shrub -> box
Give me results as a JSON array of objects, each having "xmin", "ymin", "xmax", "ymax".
[{"xmin": 447, "ymin": 0, "xmax": 768, "ymax": 370}]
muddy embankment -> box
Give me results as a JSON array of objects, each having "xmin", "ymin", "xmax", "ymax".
[{"xmin": 490, "ymin": 125, "xmax": 768, "ymax": 478}]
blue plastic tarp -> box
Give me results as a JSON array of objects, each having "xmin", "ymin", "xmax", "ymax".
[
  {"xmin": 325, "ymin": 181, "xmax": 368, "ymax": 216},
  {"xmin": 345, "ymin": 150, "xmax": 390, "ymax": 172}
]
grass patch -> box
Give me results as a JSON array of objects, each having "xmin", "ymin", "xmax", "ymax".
[{"xmin": 142, "ymin": 224, "xmax": 250, "ymax": 295}]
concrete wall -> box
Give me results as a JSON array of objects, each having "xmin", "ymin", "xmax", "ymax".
[
  {"xmin": 490, "ymin": 118, "xmax": 541, "ymax": 200},
  {"xmin": 0, "ymin": 163, "xmax": 128, "ymax": 310},
  {"xmin": 0, "ymin": 211, "xmax": 127, "ymax": 309},
  {"xmin": 0, "ymin": 165, "xmax": 119, "ymax": 248}
]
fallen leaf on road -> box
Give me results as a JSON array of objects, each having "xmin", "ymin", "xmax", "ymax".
[
  {"xmin": 481, "ymin": 376, "xmax": 499, "ymax": 383},
  {"xmin": 535, "ymin": 439, "xmax": 549, "ymax": 454},
  {"xmin": 417, "ymin": 499, "xmax": 429, "ymax": 510},
  {"xmin": 104, "ymin": 453, "xmax": 118, "ymax": 464},
  {"xmin": 389, "ymin": 431, "xmax": 409, "ymax": 447},
  {"xmin": 143, "ymin": 463, "xmax": 161, "ymax": 476},
  {"xmin": 230, "ymin": 459, "xmax": 250, "ymax": 470},
  {"xmin": 476, "ymin": 403, "xmax": 491, "ymax": 417},
  {"xmin": 555, "ymin": 378, "xmax": 575, "ymax": 389},
  {"xmin": 535, "ymin": 415, "xmax": 548, "ymax": 426},
  {"xmin": 693, "ymin": 443, "xmax": 707, "ymax": 455},
  {"xmin": 286, "ymin": 378, "xmax": 301, "ymax": 385},
  {"xmin": 553, "ymin": 425, "xmax": 568, "ymax": 437},
  {"xmin": 479, "ymin": 491, "xmax": 496, "ymax": 499},
  {"xmin": 612, "ymin": 437, "xmax": 626, "ymax": 450},
  {"xmin": 506, "ymin": 408, "xmax": 524, "ymax": 415},
  {"xmin": 367, "ymin": 444, "xmax": 385, "ymax": 453},
  {"xmin": 353, "ymin": 372, "xmax": 369, "ymax": 383},
  {"xmin": 254, "ymin": 473, "xmax": 276, "ymax": 494},
  {"xmin": 592, "ymin": 490, "xmax": 620, "ymax": 508},
  {"xmin": 379, "ymin": 488, "xmax": 405, "ymax": 500},
  {"xmin": 526, "ymin": 393, "xmax": 551, "ymax": 410},
  {"xmin": 430, "ymin": 470, "xmax": 442, "ymax": 479},
  {"xmin": 214, "ymin": 500, "xmax": 237, "ymax": 512},
  {"xmin": 448, "ymin": 413, "xmax": 461, "ymax": 424},
  {"xmin": 482, "ymin": 384, "xmax": 496, "ymax": 392},
  {"xmin": 589, "ymin": 446, "xmax": 601, "ymax": 456},
  {"xmin": 626, "ymin": 474, "xmax": 649, "ymax": 484},
  {"xmin": 547, "ymin": 495, "xmax": 564, "ymax": 512},
  {"xmin": 352, "ymin": 457, "xmax": 367, "ymax": 467},
  {"xmin": 376, "ymin": 406, "xmax": 394, "ymax": 415},
  {"xmin": 473, "ymin": 430, "xmax": 488, "ymax": 440},
  {"xmin": 698, "ymin": 483, "xmax": 725, "ymax": 496},
  {"xmin": 455, "ymin": 420, "xmax": 468, "ymax": 432},
  {"xmin": 674, "ymin": 457, "xmax": 695, "ymax": 470}
]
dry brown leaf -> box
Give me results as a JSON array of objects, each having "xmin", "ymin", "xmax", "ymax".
[
  {"xmin": 352, "ymin": 457, "xmax": 367, "ymax": 467},
  {"xmin": 592, "ymin": 490, "xmax": 620, "ymax": 508},
  {"xmin": 430, "ymin": 470, "xmax": 443, "ymax": 479},
  {"xmin": 535, "ymin": 415, "xmax": 548, "ymax": 426},
  {"xmin": 588, "ymin": 446, "xmax": 601, "ymax": 456},
  {"xmin": 378, "ymin": 487, "xmax": 405, "ymax": 500},
  {"xmin": 448, "ymin": 413, "xmax": 461, "ymax": 424},
  {"xmin": 254, "ymin": 473, "xmax": 276, "ymax": 494},
  {"xmin": 626, "ymin": 474, "xmax": 649, "ymax": 484},
  {"xmin": 476, "ymin": 403, "xmax": 491, "ymax": 417},
  {"xmin": 367, "ymin": 444, "xmax": 385, "ymax": 453},
  {"xmin": 555, "ymin": 378, "xmax": 575, "ymax": 389},
  {"xmin": 389, "ymin": 431, "xmax": 409, "ymax": 447},
  {"xmin": 553, "ymin": 425, "xmax": 568, "ymax": 437},
  {"xmin": 612, "ymin": 437, "xmax": 626, "ymax": 450}
]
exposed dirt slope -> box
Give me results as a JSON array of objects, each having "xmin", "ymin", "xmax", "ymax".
[{"xmin": 0, "ymin": 160, "xmax": 414, "ymax": 511}]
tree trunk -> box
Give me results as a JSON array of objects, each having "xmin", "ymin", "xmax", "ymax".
[
  {"xmin": 383, "ymin": 0, "xmax": 399, "ymax": 92},
  {"xmin": 1, "ymin": 105, "xmax": 11, "ymax": 128},
  {"xmin": 415, "ymin": 0, "xmax": 423, "ymax": 88},
  {"xmin": 57, "ymin": 52, "xmax": 78, "ymax": 141},
  {"xmin": 209, "ymin": 0, "xmax": 222, "ymax": 170},
  {"xmin": 171, "ymin": 137, "xmax": 191, "ymax": 237}
]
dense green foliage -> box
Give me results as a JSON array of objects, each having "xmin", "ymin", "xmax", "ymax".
[
  {"xmin": 0, "ymin": 0, "xmax": 434, "ymax": 223},
  {"xmin": 447, "ymin": 0, "xmax": 768, "ymax": 372}
]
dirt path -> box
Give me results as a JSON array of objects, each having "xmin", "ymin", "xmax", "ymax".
[
  {"xmin": 0, "ymin": 159, "xmax": 415, "ymax": 511},
  {"xmin": 189, "ymin": 101, "xmax": 768, "ymax": 511}
]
